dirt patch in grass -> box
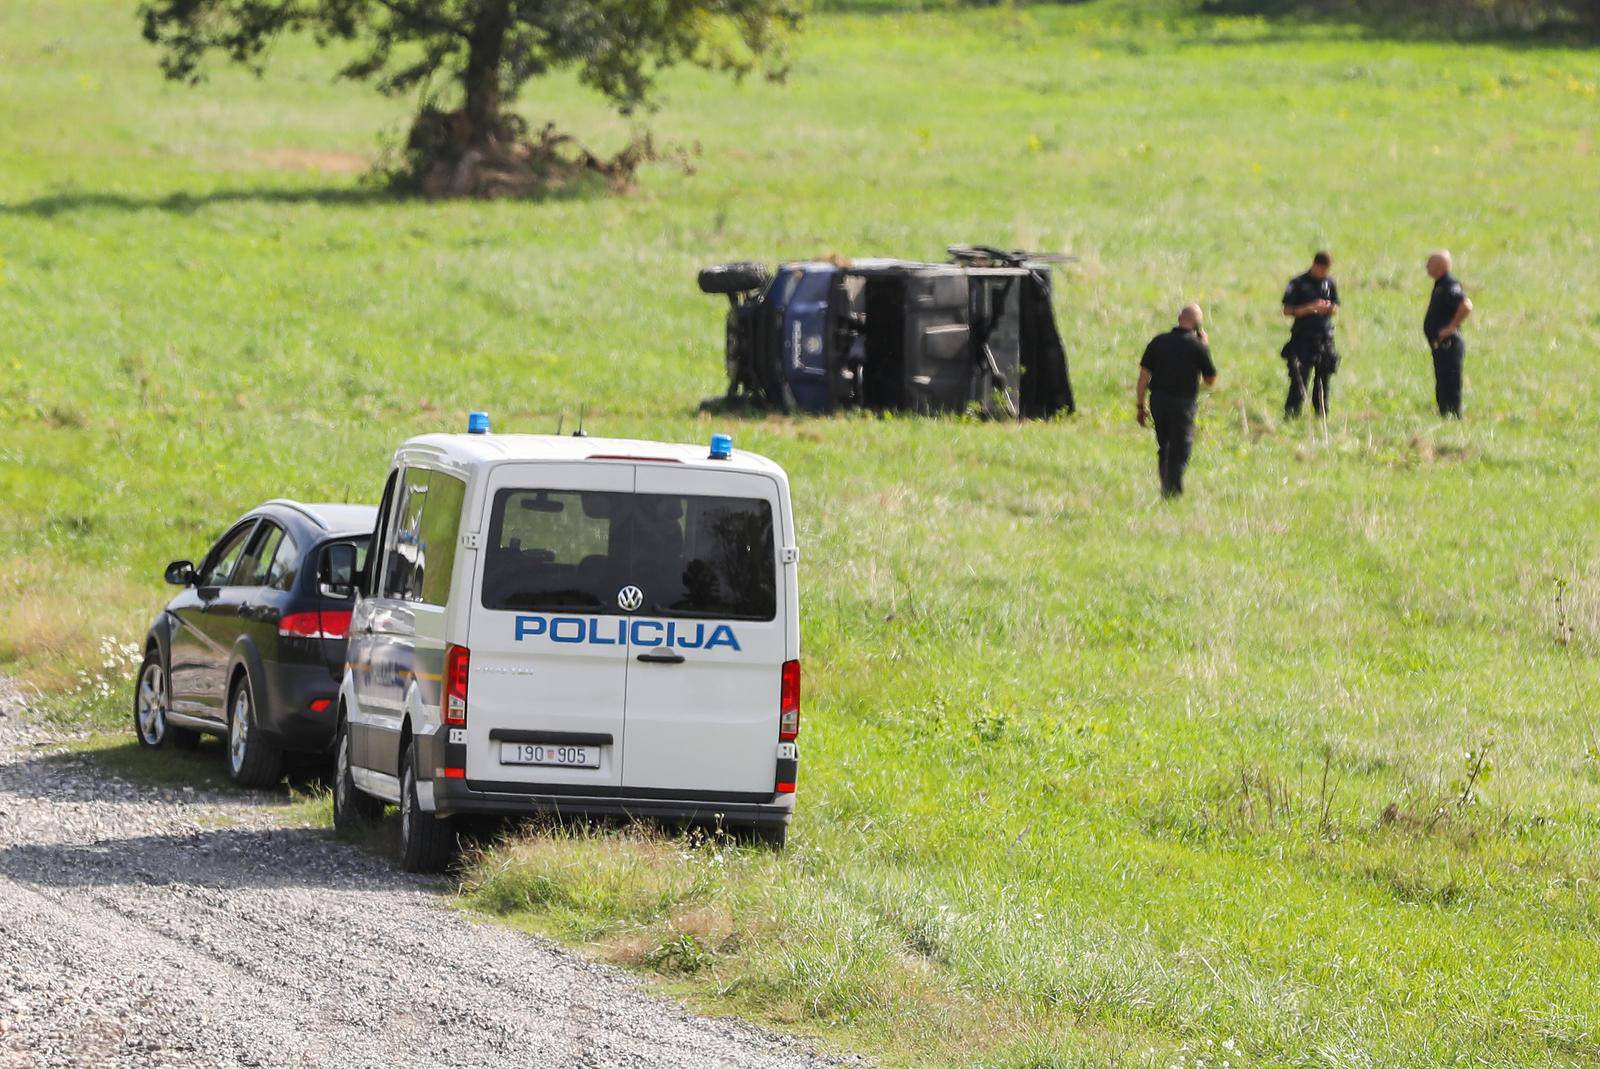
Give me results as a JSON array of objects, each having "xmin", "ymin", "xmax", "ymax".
[{"xmin": 252, "ymin": 148, "xmax": 370, "ymax": 175}]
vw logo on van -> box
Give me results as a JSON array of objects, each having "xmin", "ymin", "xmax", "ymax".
[{"xmin": 616, "ymin": 585, "xmax": 644, "ymax": 612}]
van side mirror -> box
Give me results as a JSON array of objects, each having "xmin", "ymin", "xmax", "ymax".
[
  {"xmin": 319, "ymin": 542, "xmax": 359, "ymax": 599},
  {"xmin": 164, "ymin": 560, "xmax": 196, "ymax": 586}
]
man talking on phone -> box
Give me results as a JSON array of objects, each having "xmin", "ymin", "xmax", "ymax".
[
  {"xmin": 1135, "ymin": 303, "xmax": 1218, "ymax": 498},
  {"xmin": 1280, "ymin": 251, "xmax": 1340, "ymax": 419}
]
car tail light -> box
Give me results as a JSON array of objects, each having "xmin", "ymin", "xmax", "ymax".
[
  {"xmin": 308, "ymin": 698, "xmax": 332, "ymax": 714},
  {"xmin": 444, "ymin": 644, "xmax": 469, "ymax": 726},
  {"xmin": 779, "ymin": 659, "xmax": 800, "ymax": 740},
  {"xmin": 278, "ymin": 610, "xmax": 352, "ymax": 639}
]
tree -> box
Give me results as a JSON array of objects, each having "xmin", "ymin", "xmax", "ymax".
[{"xmin": 140, "ymin": 0, "xmax": 803, "ymax": 195}]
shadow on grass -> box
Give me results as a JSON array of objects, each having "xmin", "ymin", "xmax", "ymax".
[{"xmin": 0, "ymin": 178, "xmax": 609, "ymax": 218}]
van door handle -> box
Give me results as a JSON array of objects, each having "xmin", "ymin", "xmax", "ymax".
[{"xmin": 636, "ymin": 651, "xmax": 685, "ymax": 664}]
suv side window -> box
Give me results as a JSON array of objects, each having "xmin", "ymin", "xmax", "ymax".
[
  {"xmin": 238, "ymin": 523, "xmax": 285, "ymax": 587},
  {"xmin": 267, "ymin": 530, "xmax": 300, "ymax": 591},
  {"xmin": 197, "ymin": 522, "xmax": 256, "ymax": 588}
]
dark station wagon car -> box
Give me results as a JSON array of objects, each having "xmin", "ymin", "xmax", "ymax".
[{"xmin": 134, "ymin": 500, "xmax": 376, "ymax": 786}]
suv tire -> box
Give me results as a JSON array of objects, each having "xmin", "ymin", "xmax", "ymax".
[
  {"xmin": 133, "ymin": 653, "xmax": 171, "ymax": 749},
  {"xmin": 398, "ymin": 744, "xmax": 455, "ymax": 873},
  {"xmin": 697, "ymin": 262, "xmax": 770, "ymax": 296},
  {"xmin": 333, "ymin": 715, "xmax": 384, "ymax": 832},
  {"xmin": 226, "ymin": 673, "xmax": 283, "ymax": 789},
  {"xmin": 134, "ymin": 652, "xmax": 201, "ymax": 751}
]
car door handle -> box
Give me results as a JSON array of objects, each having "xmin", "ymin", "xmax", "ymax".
[{"xmin": 636, "ymin": 651, "xmax": 685, "ymax": 664}]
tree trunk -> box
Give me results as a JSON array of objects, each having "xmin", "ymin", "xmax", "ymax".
[{"xmin": 462, "ymin": 0, "xmax": 511, "ymax": 147}]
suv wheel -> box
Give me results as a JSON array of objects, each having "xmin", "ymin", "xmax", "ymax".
[
  {"xmin": 133, "ymin": 654, "xmax": 169, "ymax": 749},
  {"xmin": 398, "ymin": 744, "xmax": 455, "ymax": 873},
  {"xmin": 226, "ymin": 674, "xmax": 282, "ymax": 789},
  {"xmin": 332, "ymin": 715, "xmax": 384, "ymax": 831},
  {"xmin": 134, "ymin": 653, "xmax": 201, "ymax": 751}
]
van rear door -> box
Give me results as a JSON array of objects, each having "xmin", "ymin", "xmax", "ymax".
[
  {"xmin": 465, "ymin": 464, "xmax": 634, "ymax": 790},
  {"xmin": 620, "ymin": 467, "xmax": 787, "ymax": 797}
]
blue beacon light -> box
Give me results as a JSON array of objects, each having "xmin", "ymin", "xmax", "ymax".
[
  {"xmin": 709, "ymin": 433, "xmax": 733, "ymax": 460},
  {"xmin": 467, "ymin": 411, "xmax": 491, "ymax": 435}
]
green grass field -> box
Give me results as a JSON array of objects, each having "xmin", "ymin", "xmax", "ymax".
[{"xmin": 4, "ymin": 1, "xmax": 1600, "ymax": 1065}]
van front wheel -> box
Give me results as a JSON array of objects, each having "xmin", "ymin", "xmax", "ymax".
[
  {"xmin": 333, "ymin": 717, "xmax": 384, "ymax": 832},
  {"xmin": 397, "ymin": 746, "xmax": 455, "ymax": 873}
]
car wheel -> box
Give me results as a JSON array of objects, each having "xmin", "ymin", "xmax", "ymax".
[
  {"xmin": 397, "ymin": 745, "xmax": 455, "ymax": 873},
  {"xmin": 332, "ymin": 715, "xmax": 384, "ymax": 832},
  {"xmin": 226, "ymin": 674, "xmax": 282, "ymax": 789},
  {"xmin": 133, "ymin": 653, "xmax": 169, "ymax": 749}
]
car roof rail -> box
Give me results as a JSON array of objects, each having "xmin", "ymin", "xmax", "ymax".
[{"xmin": 260, "ymin": 498, "xmax": 329, "ymax": 530}]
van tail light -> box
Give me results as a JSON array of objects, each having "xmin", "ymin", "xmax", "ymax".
[
  {"xmin": 278, "ymin": 610, "xmax": 352, "ymax": 639},
  {"xmin": 779, "ymin": 659, "xmax": 800, "ymax": 740},
  {"xmin": 444, "ymin": 644, "xmax": 469, "ymax": 726}
]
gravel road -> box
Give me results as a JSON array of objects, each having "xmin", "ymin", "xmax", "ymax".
[{"xmin": 0, "ymin": 687, "xmax": 855, "ymax": 1069}]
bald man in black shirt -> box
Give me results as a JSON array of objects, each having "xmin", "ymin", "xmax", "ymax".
[
  {"xmin": 1424, "ymin": 250, "xmax": 1473, "ymax": 418},
  {"xmin": 1136, "ymin": 304, "xmax": 1218, "ymax": 498}
]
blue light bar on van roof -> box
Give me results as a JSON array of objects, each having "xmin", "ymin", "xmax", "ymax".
[
  {"xmin": 467, "ymin": 411, "xmax": 491, "ymax": 435},
  {"xmin": 709, "ymin": 433, "xmax": 732, "ymax": 460}
]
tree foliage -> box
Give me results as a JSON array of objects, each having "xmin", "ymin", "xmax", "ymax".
[{"xmin": 140, "ymin": 0, "xmax": 804, "ymax": 192}]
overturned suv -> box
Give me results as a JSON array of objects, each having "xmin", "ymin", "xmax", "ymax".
[{"xmin": 698, "ymin": 245, "xmax": 1075, "ymax": 419}]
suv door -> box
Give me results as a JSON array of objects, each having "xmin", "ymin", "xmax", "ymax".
[
  {"xmin": 197, "ymin": 520, "xmax": 282, "ymax": 708},
  {"xmin": 620, "ymin": 467, "xmax": 786, "ymax": 796},
  {"xmin": 465, "ymin": 463, "xmax": 635, "ymax": 791},
  {"xmin": 170, "ymin": 520, "xmax": 256, "ymax": 716},
  {"xmin": 235, "ymin": 520, "xmax": 289, "ymax": 637}
]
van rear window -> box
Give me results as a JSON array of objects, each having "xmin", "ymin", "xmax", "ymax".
[{"xmin": 482, "ymin": 490, "xmax": 776, "ymax": 621}]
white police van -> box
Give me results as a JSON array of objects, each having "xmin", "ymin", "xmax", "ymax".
[{"xmin": 332, "ymin": 417, "xmax": 801, "ymax": 871}]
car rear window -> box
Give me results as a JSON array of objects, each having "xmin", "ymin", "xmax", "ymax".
[{"xmin": 482, "ymin": 489, "xmax": 776, "ymax": 621}]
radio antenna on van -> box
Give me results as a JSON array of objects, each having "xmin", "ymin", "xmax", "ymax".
[
  {"xmin": 555, "ymin": 411, "xmax": 565, "ymax": 436},
  {"xmin": 573, "ymin": 404, "xmax": 588, "ymax": 438}
]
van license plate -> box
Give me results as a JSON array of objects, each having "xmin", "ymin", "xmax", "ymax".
[{"xmin": 499, "ymin": 742, "xmax": 600, "ymax": 768}]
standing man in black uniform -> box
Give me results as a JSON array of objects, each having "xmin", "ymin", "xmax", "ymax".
[
  {"xmin": 1281, "ymin": 251, "xmax": 1340, "ymax": 419},
  {"xmin": 1424, "ymin": 250, "xmax": 1473, "ymax": 418},
  {"xmin": 1136, "ymin": 303, "xmax": 1218, "ymax": 498}
]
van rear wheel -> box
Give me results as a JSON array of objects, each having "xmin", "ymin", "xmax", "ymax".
[
  {"xmin": 332, "ymin": 716, "xmax": 384, "ymax": 832},
  {"xmin": 398, "ymin": 745, "xmax": 455, "ymax": 873},
  {"xmin": 745, "ymin": 823, "xmax": 787, "ymax": 851}
]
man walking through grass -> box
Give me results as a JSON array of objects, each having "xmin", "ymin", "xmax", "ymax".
[
  {"xmin": 1424, "ymin": 250, "xmax": 1473, "ymax": 418},
  {"xmin": 1136, "ymin": 303, "xmax": 1218, "ymax": 498},
  {"xmin": 1281, "ymin": 251, "xmax": 1340, "ymax": 419}
]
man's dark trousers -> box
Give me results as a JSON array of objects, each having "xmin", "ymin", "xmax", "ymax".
[
  {"xmin": 1432, "ymin": 335, "xmax": 1465, "ymax": 417},
  {"xmin": 1150, "ymin": 392, "xmax": 1197, "ymax": 497},
  {"xmin": 1284, "ymin": 342, "xmax": 1334, "ymax": 418}
]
